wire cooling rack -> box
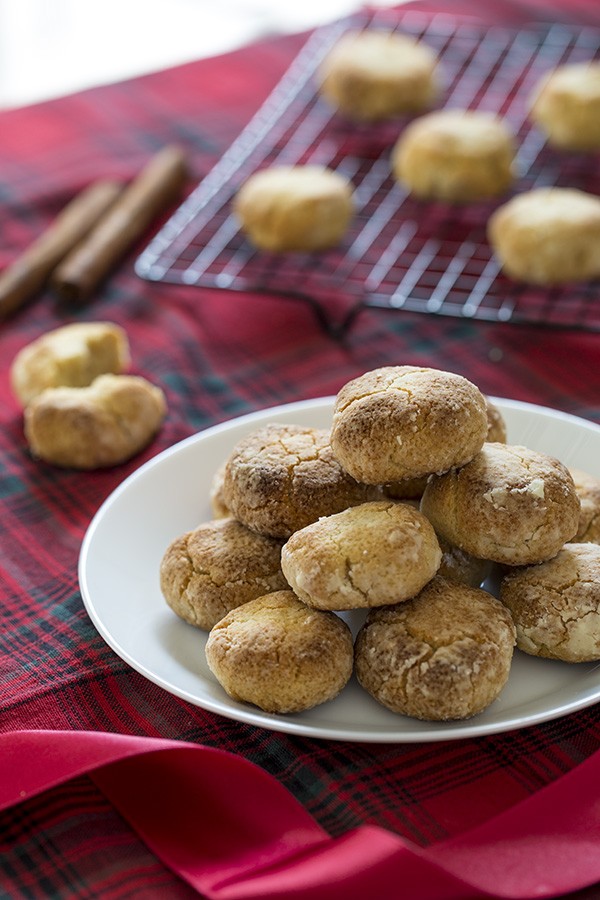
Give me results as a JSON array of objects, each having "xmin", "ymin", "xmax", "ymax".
[{"xmin": 136, "ymin": 9, "xmax": 600, "ymax": 335}]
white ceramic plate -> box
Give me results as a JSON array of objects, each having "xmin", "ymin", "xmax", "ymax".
[{"xmin": 79, "ymin": 397, "xmax": 600, "ymax": 742}]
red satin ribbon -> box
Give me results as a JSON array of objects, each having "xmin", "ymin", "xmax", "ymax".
[{"xmin": 2, "ymin": 730, "xmax": 600, "ymax": 899}]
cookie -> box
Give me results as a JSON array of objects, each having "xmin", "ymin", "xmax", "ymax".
[
  {"xmin": 222, "ymin": 423, "xmax": 378, "ymax": 539},
  {"xmin": 500, "ymin": 543, "xmax": 600, "ymax": 662},
  {"xmin": 209, "ymin": 465, "xmax": 230, "ymax": 519},
  {"xmin": 318, "ymin": 29, "xmax": 438, "ymax": 121},
  {"xmin": 529, "ymin": 61, "xmax": 600, "ymax": 151},
  {"xmin": 331, "ymin": 366, "xmax": 488, "ymax": 484},
  {"xmin": 23, "ymin": 373, "xmax": 166, "ymax": 469},
  {"xmin": 437, "ymin": 537, "xmax": 492, "ymax": 588},
  {"xmin": 281, "ymin": 500, "xmax": 442, "ymax": 610},
  {"xmin": 392, "ymin": 109, "xmax": 515, "ymax": 202},
  {"xmin": 205, "ymin": 590, "xmax": 354, "ymax": 713},
  {"xmin": 570, "ymin": 468, "xmax": 600, "ymax": 544},
  {"xmin": 488, "ymin": 187, "xmax": 600, "ymax": 285},
  {"xmin": 160, "ymin": 517, "xmax": 287, "ymax": 631},
  {"xmin": 11, "ymin": 321, "xmax": 130, "ymax": 407},
  {"xmin": 355, "ymin": 576, "xmax": 516, "ymax": 720},
  {"xmin": 421, "ymin": 442, "xmax": 580, "ymax": 565},
  {"xmin": 234, "ymin": 165, "xmax": 354, "ymax": 252}
]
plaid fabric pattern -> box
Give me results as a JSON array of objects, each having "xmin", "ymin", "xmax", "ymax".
[{"xmin": 1, "ymin": 2, "xmax": 600, "ymax": 897}]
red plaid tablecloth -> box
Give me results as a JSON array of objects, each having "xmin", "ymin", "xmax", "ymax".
[{"xmin": 1, "ymin": 2, "xmax": 600, "ymax": 897}]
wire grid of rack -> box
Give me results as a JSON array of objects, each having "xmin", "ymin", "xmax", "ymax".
[{"xmin": 136, "ymin": 8, "xmax": 600, "ymax": 335}]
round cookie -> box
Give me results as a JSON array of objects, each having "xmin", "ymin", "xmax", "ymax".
[
  {"xmin": 488, "ymin": 187, "xmax": 600, "ymax": 285},
  {"xmin": 570, "ymin": 468, "xmax": 600, "ymax": 544},
  {"xmin": 209, "ymin": 465, "xmax": 230, "ymax": 519},
  {"xmin": 205, "ymin": 590, "xmax": 354, "ymax": 713},
  {"xmin": 23, "ymin": 374, "xmax": 166, "ymax": 469},
  {"xmin": 11, "ymin": 321, "xmax": 130, "ymax": 407},
  {"xmin": 318, "ymin": 29, "xmax": 438, "ymax": 121},
  {"xmin": 355, "ymin": 576, "xmax": 516, "ymax": 720},
  {"xmin": 281, "ymin": 500, "xmax": 442, "ymax": 611},
  {"xmin": 529, "ymin": 61, "xmax": 600, "ymax": 151},
  {"xmin": 420, "ymin": 442, "xmax": 580, "ymax": 565},
  {"xmin": 392, "ymin": 109, "xmax": 515, "ymax": 202},
  {"xmin": 437, "ymin": 537, "xmax": 492, "ymax": 589},
  {"xmin": 331, "ymin": 365, "xmax": 488, "ymax": 484},
  {"xmin": 160, "ymin": 517, "xmax": 287, "ymax": 631},
  {"xmin": 222, "ymin": 423, "xmax": 378, "ymax": 539},
  {"xmin": 485, "ymin": 397, "xmax": 507, "ymax": 443},
  {"xmin": 233, "ymin": 165, "xmax": 354, "ymax": 252},
  {"xmin": 500, "ymin": 543, "xmax": 600, "ymax": 662}
]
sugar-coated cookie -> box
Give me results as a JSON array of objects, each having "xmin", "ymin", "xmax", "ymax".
[
  {"xmin": 318, "ymin": 29, "xmax": 438, "ymax": 121},
  {"xmin": 331, "ymin": 366, "xmax": 488, "ymax": 484},
  {"xmin": 234, "ymin": 165, "xmax": 354, "ymax": 252},
  {"xmin": 570, "ymin": 468, "xmax": 600, "ymax": 544},
  {"xmin": 355, "ymin": 576, "xmax": 516, "ymax": 720},
  {"xmin": 529, "ymin": 62, "xmax": 600, "ymax": 151},
  {"xmin": 205, "ymin": 590, "xmax": 354, "ymax": 713},
  {"xmin": 485, "ymin": 397, "xmax": 507, "ymax": 443},
  {"xmin": 11, "ymin": 321, "xmax": 130, "ymax": 407},
  {"xmin": 500, "ymin": 543, "xmax": 600, "ymax": 662},
  {"xmin": 160, "ymin": 517, "xmax": 287, "ymax": 631},
  {"xmin": 24, "ymin": 374, "xmax": 166, "ymax": 469},
  {"xmin": 421, "ymin": 442, "xmax": 580, "ymax": 565},
  {"xmin": 209, "ymin": 465, "xmax": 230, "ymax": 519},
  {"xmin": 437, "ymin": 537, "xmax": 492, "ymax": 588},
  {"xmin": 392, "ymin": 109, "xmax": 515, "ymax": 202},
  {"xmin": 488, "ymin": 187, "xmax": 600, "ymax": 285},
  {"xmin": 281, "ymin": 500, "xmax": 441, "ymax": 610},
  {"xmin": 222, "ymin": 423, "xmax": 378, "ymax": 539}
]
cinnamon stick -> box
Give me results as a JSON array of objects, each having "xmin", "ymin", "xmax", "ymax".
[
  {"xmin": 52, "ymin": 145, "xmax": 188, "ymax": 303},
  {"xmin": 0, "ymin": 180, "xmax": 121, "ymax": 321}
]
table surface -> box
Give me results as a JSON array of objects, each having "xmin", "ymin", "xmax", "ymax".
[{"xmin": 1, "ymin": 1, "xmax": 600, "ymax": 897}]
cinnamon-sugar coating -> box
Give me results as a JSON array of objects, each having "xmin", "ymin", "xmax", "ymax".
[
  {"xmin": 331, "ymin": 366, "xmax": 488, "ymax": 484},
  {"xmin": 160, "ymin": 517, "xmax": 287, "ymax": 631},
  {"xmin": 421, "ymin": 442, "xmax": 580, "ymax": 565},
  {"xmin": 355, "ymin": 576, "xmax": 516, "ymax": 720},
  {"xmin": 205, "ymin": 590, "xmax": 354, "ymax": 713},
  {"xmin": 570, "ymin": 468, "xmax": 600, "ymax": 544}
]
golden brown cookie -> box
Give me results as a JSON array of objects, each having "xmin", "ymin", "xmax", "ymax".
[
  {"xmin": 500, "ymin": 543, "xmax": 600, "ymax": 662},
  {"xmin": 222, "ymin": 423, "xmax": 378, "ymax": 539},
  {"xmin": 570, "ymin": 468, "xmax": 600, "ymax": 544},
  {"xmin": 233, "ymin": 165, "xmax": 354, "ymax": 252},
  {"xmin": 10, "ymin": 321, "xmax": 130, "ymax": 407},
  {"xmin": 24, "ymin": 374, "xmax": 166, "ymax": 469},
  {"xmin": 355, "ymin": 576, "xmax": 516, "ymax": 720},
  {"xmin": 160, "ymin": 517, "xmax": 287, "ymax": 631},
  {"xmin": 331, "ymin": 365, "xmax": 488, "ymax": 484},
  {"xmin": 318, "ymin": 29, "xmax": 438, "ymax": 121},
  {"xmin": 488, "ymin": 187, "xmax": 600, "ymax": 285},
  {"xmin": 392, "ymin": 109, "xmax": 515, "ymax": 202},
  {"xmin": 421, "ymin": 442, "xmax": 580, "ymax": 565},
  {"xmin": 437, "ymin": 537, "xmax": 492, "ymax": 588},
  {"xmin": 485, "ymin": 397, "xmax": 507, "ymax": 443},
  {"xmin": 281, "ymin": 500, "xmax": 442, "ymax": 610},
  {"xmin": 209, "ymin": 465, "xmax": 230, "ymax": 519},
  {"xmin": 205, "ymin": 590, "xmax": 354, "ymax": 713},
  {"xmin": 529, "ymin": 62, "xmax": 600, "ymax": 151}
]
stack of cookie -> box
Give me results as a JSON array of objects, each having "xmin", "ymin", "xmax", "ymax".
[{"xmin": 160, "ymin": 365, "xmax": 600, "ymax": 722}]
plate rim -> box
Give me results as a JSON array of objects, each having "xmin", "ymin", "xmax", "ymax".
[{"xmin": 79, "ymin": 395, "xmax": 600, "ymax": 743}]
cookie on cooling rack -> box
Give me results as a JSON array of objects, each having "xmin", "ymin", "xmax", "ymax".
[
  {"xmin": 488, "ymin": 187, "xmax": 600, "ymax": 285},
  {"xmin": 391, "ymin": 109, "xmax": 516, "ymax": 202},
  {"xmin": 160, "ymin": 517, "xmax": 288, "ymax": 631},
  {"xmin": 500, "ymin": 543, "xmax": 600, "ymax": 662},
  {"xmin": 205, "ymin": 590, "xmax": 354, "ymax": 713},
  {"xmin": 330, "ymin": 365, "xmax": 488, "ymax": 484},
  {"xmin": 222, "ymin": 423, "xmax": 379, "ymax": 539},
  {"xmin": 281, "ymin": 500, "xmax": 442, "ymax": 611},
  {"xmin": 317, "ymin": 29, "xmax": 438, "ymax": 121},
  {"xmin": 233, "ymin": 165, "xmax": 354, "ymax": 252},
  {"xmin": 529, "ymin": 61, "xmax": 600, "ymax": 151},
  {"xmin": 355, "ymin": 576, "xmax": 516, "ymax": 720},
  {"xmin": 420, "ymin": 441, "xmax": 580, "ymax": 566}
]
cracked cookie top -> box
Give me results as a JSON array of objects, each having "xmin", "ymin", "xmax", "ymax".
[
  {"xmin": 421, "ymin": 442, "xmax": 580, "ymax": 565},
  {"xmin": 330, "ymin": 365, "xmax": 488, "ymax": 484},
  {"xmin": 222, "ymin": 423, "xmax": 378, "ymax": 539},
  {"xmin": 281, "ymin": 499, "xmax": 442, "ymax": 610},
  {"xmin": 355, "ymin": 575, "xmax": 516, "ymax": 720},
  {"xmin": 500, "ymin": 543, "xmax": 600, "ymax": 662}
]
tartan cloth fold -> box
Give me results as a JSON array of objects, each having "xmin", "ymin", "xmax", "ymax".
[{"xmin": 1, "ymin": 2, "xmax": 600, "ymax": 897}]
